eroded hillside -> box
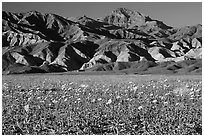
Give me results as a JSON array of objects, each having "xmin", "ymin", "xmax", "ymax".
[{"xmin": 2, "ymin": 8, "xmax": 202, "ymax": 74}]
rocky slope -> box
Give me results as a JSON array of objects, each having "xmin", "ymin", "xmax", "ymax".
[{"xmin": 2, "ymin": 8, "xmax": 202, "ymax": 74}]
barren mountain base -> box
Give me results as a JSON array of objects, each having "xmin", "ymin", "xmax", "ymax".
[{"xmin": 3, "ymin": 59, "xmax": 202, "ymax": 75}]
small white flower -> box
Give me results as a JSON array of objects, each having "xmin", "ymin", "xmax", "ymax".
[
  {"xmin": 27, "ymin": 97, "xmax": 32, "ymax": 102},
  {"xmin": 17, "ymin": 85, "xmax": 21, "ymax": 88},
  {"xmin": 61, "ymin": 84, "xmax": 66, "ymax": 90},
  {"xmin": 189, "ymin": 92, "xmax": 194, "ymax": 95},
  {"xmin": 80, "ymin": 84, "xmax": 88, "ymax": 88},
  {"xmin": 185, "ymin": 123, "xmax": 194, "ymax": 128},
  {"xmin": 138, "ymin": 92, "xmax": 143, "ymax": 95},
  {"xmin": 195, "ymin": 88, "xmax": 201, "ymax": 92},
  {"xmin": 64, "ymin": 98, "xmax": 68, "ymax": 102},
  {"xmin": 36, "ymin": 87, "xmax": 40, "ymax": 90},
  {"xmin": 40, "ymin": 100, "xmax": 45, "ymax": 103},
  {"xmin": 186, "ymin": 84, "xmax": 190, "ymax": 88},
  {"xmin": 106, "ymin": 99, "xmax": 112, "ymax": 105},
  {"xmin": 138, "ymin": 106, "xmax": 143, "ymax": 110},
  {"xmin": 163, "ymin": 102, "xmax": 168, "ymax": 105},
  {"xmin": 116, "ymin": 95, "xmax": 121, "ymax": 99},
  {"xmin": 91, "ymin": 98, "xmax": 96, "ymax": 102},
  {"xmin": 68, "ymin": 87, "xmax": 72, "ymax": 90},
  {"xmin": 97, "ymin": 98, "xmax": 102, "ymax": 101},
  {"xmin": 77, "ymin": 98, "xmax": 81, "ymax": 101},
  {"xmin": 53, "ymin": 100, "xmax": 58, "ymax": 103},
  {"xmin": 165, "ymin": 93, "xmax": 170, "ymax": 96},
  {"xmin": 24, "ymin": 104, "xmax": 29, "ymax": 112},
  {"xmin": 133, "ymin": 86, "xmax": 138, "ymax": 91},
  {"xmin": 152, "ymin": 100, "xmax": 157, "ymax": 103},
  {"xmin": 118, "ymin": 123, "xmax": 125, "ymax": 126},
  {"xmin": 160, "ymin": 96, "xmax": 164, "ymax": 100}
]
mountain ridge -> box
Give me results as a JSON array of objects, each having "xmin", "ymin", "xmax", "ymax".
[{"xmin": 2, "ymin": 8, "xmax": 202, "ymax": 74}]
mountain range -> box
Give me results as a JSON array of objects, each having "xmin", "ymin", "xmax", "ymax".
[{"xmin": 2, "ymin": 8, "xmax": 202, "ymax": 74}]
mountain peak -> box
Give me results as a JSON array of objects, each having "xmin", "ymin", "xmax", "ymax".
[
  {"xmin": 113, "ymin": 7, "xmax": 133, "ymax": 13},
  {"xmin": 78, "ymin": 15, "xmax": 92, "ymax": 20},
  {"xmin": 112, "ymin": 8, "xmax": 148, "ymax": 18},
  {"xmin": 102, "ymin": 7, "xmax": 151, "ymax": 28}
]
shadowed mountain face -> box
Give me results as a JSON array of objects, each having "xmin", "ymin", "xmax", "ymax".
[{"xmin": 2, "ymin": 8, "xmax": 202, "ymax": 74}]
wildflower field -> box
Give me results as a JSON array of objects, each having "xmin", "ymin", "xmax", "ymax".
[{"xmin": 2, "ymin": 74, "xmax": 202, "ymax": 135}]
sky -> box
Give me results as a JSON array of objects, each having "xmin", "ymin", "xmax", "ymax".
[{"xmin": 2, "ymin": 2, "xmax": 202, "ymax": 27}]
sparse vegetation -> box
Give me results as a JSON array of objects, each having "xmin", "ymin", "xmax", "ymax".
[{"xmin": 2, "ymin": 75, "xmax": 202, "ymax": 135}]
